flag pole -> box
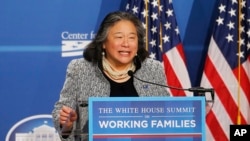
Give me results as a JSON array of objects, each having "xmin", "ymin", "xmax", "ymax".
[
  {"xmin": 158, "ymin": 0, "xmax": 163, "ymax": 52},
  {"xmin": 237, "ymin": 0, "xmax": 242, "ymax": 125},
  {"xmin": 145, "ymin": 0, "xmax": 149, "ymax": 51}
]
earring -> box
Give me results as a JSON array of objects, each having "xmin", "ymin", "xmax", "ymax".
[{"xmin": 102, "ymin": 51, "xmax": 105, "ymax": 56}]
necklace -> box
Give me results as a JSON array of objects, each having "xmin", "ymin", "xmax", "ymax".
[{"xmin": 102, "ymin": 56, "xmax": 136, "ymax": 81}]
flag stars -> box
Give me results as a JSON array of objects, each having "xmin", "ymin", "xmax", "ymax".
[
  {"xmin": 126, "ymin": 4, "xmax": 130, "ymax": 11},
  {"xmin": 175, "ymin": 27, "xmax": 180, "ymax": 35},
  {"xmin": 158, "ymin": 44, "xmax": 163, "ymax": 51},
  {"xmin": 164, "ymin": 22, "xmax": 171, "ymax": 30},
  {"xmin": 151, "ymin": 0, "xmax": 158, "ymax": 8},
  {"xmin": 151, "ymin": 26, "xmax": 157, "ymax": 34},
  {"xmin": 218, "ymin": 4, "xmax": 226, "ymax": 13},
  {"xmin": 240, "ymin": 14, "xmax": 245, "ymax": 21},
  {"xmin": 159, "ymin": 5, "xmax": 163, "ymax": 11},
  {"xmin": 247, "ymin": 29, "xmax": 250, "ymax": 37},
  {"xmin": 225, "ymin": 33, "xmax": 234, "ymax": 42},
  {"xmin": 227, "ymin": 21, "xmax": 235, "ymax": 30},
  {"xmin": 151, "ymin": 12, "xmax": 158, "ymax": 21},
  {"xmin": 247, "ymin": 42, "xmax": 250, "ymax": 50},
  {"xmin": 149, "ymin": 39, "xmax": 156, "ymax": 47},
  {"xmin": 238, "ymin": 38, "xmax": 245, "ymax": 47},
  {"xmin": 216, "ymin": 16, "xmax": 224, "ymax": 25},
  {"xmin": 149, "ymin": 52, "xmax": 156, "ymax": 60},
  {"xmin": 241, "ymin": 0, "xmax": 246, "ymax": 8},
  {"xmin": 132, "ymin": 6, "xmax": 139, "ymax": 14},
  {"xmin": 236, "ymin": 51, "xmax": 244, "ymax": 59},
  {"xmin": 142, "ymin": 22, "xmax": 146, "ymax": 29},
  {"xmin": 166, "ymin": 9, "xmax": 173, "ymax": 17},
  {"xmin": 141, "ymin": 9, "xmax": 148, "ymax": 18},
  {"xmin": 125, "ymin": 0, "xmax": 183, "ymax": 62},
  {"xmin": 247, "ymin": 19, "xmax": 250, "ymax": 25},
  {"xmin": 240, "ymin": 26, "xmax": 245, "ymax": 34},
  {"xmin": 231, "ymin": 0, "xmax": 238, "ymax": 5},
  {"xmin": 162, "ymin": 34, "xmax": 170, "ymax": 43},
  {"xmin": 228, "ymin": 8, "xmax": 236, "ymax": 17}
]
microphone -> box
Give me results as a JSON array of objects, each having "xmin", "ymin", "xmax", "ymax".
[
  {"xmin": 128, "ymin": 70, "xmax": 214, "ymax": 102},
  {"xmin": 128, "ymin": 70, "xmax": 189, "ymax": 91},
  {"xmin": 188, "ymin": 87, "xmax": 214, "ymax": 102}
]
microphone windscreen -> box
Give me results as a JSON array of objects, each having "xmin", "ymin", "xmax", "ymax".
[{"xmin": 127, "ymin": 70, "xmax": 134, "ymax": 77}]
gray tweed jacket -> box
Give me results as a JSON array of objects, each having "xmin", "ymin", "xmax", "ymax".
[{"xmin": 52, "ymin": 58, "xmax": 170, "ymax": 141}]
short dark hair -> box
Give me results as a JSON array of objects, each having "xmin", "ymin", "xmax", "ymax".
[{"xmin": 83, "ymin": 11, "xmax": 148, "ymax": 67}]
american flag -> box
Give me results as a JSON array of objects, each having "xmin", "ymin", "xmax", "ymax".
[
  {"xmin": 125, "ymin": 0, "xmax": 192, "ymax": 96},
  {"xmin": 200, "ymin": 0, "xmax": 250, "ymax": 140}
]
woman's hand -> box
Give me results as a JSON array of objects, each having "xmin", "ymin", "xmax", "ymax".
[{"xmin": 59, "ymin": 105, "xmax": 78, "ymax": 132}]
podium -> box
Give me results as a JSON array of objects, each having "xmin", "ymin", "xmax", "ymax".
[{"xmin": 88, "ymin": 97, "xmax": 206, "ymax": 141}]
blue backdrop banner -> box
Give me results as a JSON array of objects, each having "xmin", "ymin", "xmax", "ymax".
[{"xmin": 0, "ymin": 0, "xmax": 217, "ymax": 140}]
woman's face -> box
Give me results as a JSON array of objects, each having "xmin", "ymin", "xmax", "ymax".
[{"xmin": 103, "ymin": 20, "xmax": 138, "ymax": 70}]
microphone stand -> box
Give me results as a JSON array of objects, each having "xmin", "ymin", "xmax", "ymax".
[
  {"xmin": 128, "ymin": 70, "xmax": 215, "ymax": 103},
  {"xmin": 188, "ymin": 87, "xmax": 215, "ymax": 103},
  {"xmin": 188, "ymin": 87, "xmax": 215, "ymax": 115},
  {"xmin": 74, "ymin": 100, "xmax": 89, "ymax": 141},
  {"xmin": 74, "ymin": 101, "xmax": 82, "ymax": 141}
]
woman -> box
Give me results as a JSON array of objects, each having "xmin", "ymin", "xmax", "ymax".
[{"xmin": 52, "ymin": 11, "xmax": 170, "ymax": 141}]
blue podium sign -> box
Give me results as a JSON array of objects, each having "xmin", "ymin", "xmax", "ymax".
[{"xmin": 89, "ymin": 97, "xmax": 205, "ymax": 141}]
